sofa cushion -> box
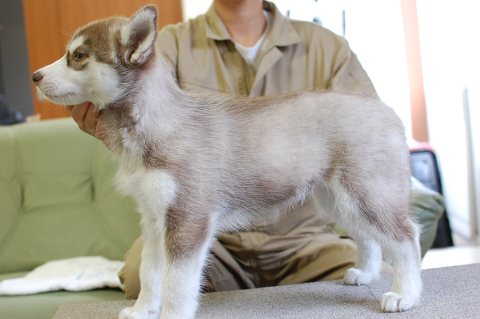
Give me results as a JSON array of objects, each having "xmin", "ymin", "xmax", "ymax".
[
  {"xmin": 0, "ymin": 118, "xmax": 140, "ymax": 274},
  {"xmin": 0, "ymin": 271, "xmax": 125, "ymax": 319}
]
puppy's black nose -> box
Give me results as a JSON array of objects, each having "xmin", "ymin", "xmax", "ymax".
[{"xmin": 32, "ymin": 72, "xmax": 43, "ymax": 83}]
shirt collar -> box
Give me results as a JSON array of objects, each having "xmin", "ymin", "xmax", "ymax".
[
  {"xmin": 205, "ymin": 4, "xmax": 231, "ymax": 41},
  {"xmin": 205, "ymin": 1, "xmax": 301, "ymax": 47}
]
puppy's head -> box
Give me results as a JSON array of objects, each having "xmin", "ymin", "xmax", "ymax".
[{"xmin": 32, "ymin": 5, "xmax": 158, "ymax": 109}]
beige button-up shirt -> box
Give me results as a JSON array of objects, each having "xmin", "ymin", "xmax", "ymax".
[
  {"xmin": 155, "ymin": 1, "xmax": 377, "ymax": 236},
  {"xmin": 157, "ymin": 2, "xmax": 375, "ymax": 97}
]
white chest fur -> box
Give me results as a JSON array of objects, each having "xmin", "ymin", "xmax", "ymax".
[{"xmin": 114, "ymin": 155, "xmax": 177, "ymax": 216}]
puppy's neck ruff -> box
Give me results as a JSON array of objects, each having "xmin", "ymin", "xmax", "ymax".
[{"xmin": 113, "ymin": 54, "xmax": 186, "ymax": 136}]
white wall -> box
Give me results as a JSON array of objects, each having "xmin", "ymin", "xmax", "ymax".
[
  {"xmin": 332, "ymin": 0, "xmax": 412, "ymax": 137},
  {"xmin": 276, "ymin": 0, "xmax": 412, "ymax": 137},
  {"xmin": 181, "ymin": 0, "xmax": 211, "ymax": 21},
  {"xmin": 417, "ymin": 0, "xmax": 480, "ymax": 243}
]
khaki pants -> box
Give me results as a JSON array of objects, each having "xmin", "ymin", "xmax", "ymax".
[
  {"xmin": 119, "ymin": 231, "xmax": 362, "ymax": 299},
  {"xmin": 206, "ymin": 232, "xmax": 358, "ymax": 292}
]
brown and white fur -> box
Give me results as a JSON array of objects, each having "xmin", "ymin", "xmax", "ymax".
[{"xmin": 32, "ymin": 6, "xmax": 422, "ymax": 319}]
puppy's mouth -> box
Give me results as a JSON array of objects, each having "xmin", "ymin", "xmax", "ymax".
[
  {"xmin": 42, "ymin": 91, "xmax": 79, "ymax": 104},
  {"xmin": 45, "ymin": 92, "xmax": 74, "ymax": 99}
]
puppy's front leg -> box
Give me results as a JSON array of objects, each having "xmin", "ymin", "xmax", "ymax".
[
  {"xmin": 159, "ymin": 210, "xmax": 214, "ymax": 319},
  {"xmin": 119, "ymin": 208, "xmax": 164, "ymax": 319}
]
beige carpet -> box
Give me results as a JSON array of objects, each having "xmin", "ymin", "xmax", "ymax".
[{"xmin": 53, "ymin": 263, "xmax": 479, "ymax": 319}]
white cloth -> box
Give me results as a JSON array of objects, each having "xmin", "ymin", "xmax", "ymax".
[{"xmin": 0, "ymin": 256, "xmax": 124, "ymax": 295}]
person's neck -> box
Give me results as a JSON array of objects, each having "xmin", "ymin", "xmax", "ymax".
[{"xmin": 214, "ymin": 0, "xmax": 267, "ymax": 47}]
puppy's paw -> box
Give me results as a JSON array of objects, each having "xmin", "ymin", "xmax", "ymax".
[
  {"xmin": 343, "ymin": 268, "xmax": 376, "ymax": 286},
  {"xmin": 381, "ymin": 292, "xmax": 416, "ymax": 312},
  {"xmin": 118, "ymin": 307, "xmax": 136, "ymax": 319},
  {"xmin": 118, "ymin": 307, "xmax": 160, "ymax": 319}
]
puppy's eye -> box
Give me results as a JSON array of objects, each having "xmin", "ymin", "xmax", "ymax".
[{"xmin": 74, "ymin": 52, "xmax": 87, "ymax": 60}]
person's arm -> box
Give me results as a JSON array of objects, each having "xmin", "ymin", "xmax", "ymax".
[
  {"xmin": 330, "ymin": 48, "xmax": 377, "ymax": 96},
  {"xmin": 316, "ymin": 30, "xmax": 376, "ymax": 96}
]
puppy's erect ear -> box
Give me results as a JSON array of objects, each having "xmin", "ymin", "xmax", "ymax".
[{"xmin": 120, "ymin": 5, "xmax": 158, "ymax": 66}]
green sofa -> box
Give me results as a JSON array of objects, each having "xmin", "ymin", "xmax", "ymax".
[
  {"xmin": 0, "ymin": 118, "xmax": 444, "ymax": 319},
  {"xmin": 0, "ymin": 118, "xmax": 140, "ymax": 319}
]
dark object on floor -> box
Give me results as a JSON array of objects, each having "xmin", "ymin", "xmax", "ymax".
[{"xmin": 410, "ymin": 147, "xmax": 454, "ymax": 248}]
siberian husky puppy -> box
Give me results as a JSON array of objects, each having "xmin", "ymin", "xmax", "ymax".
[{"xmin": 32, "ymin": 6, "xmax": 422, "ymax": 319}]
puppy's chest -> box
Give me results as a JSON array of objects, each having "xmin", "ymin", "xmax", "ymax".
[
  {"xmin": 107, "ymin": 126, "xmax": 175, "ymax": 207},
  {"xmin": 115, "ymin": 159, "xmax": 177, "ymax": 213}
]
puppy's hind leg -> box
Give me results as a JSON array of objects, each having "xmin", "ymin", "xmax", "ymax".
[
  {"xmin": 319, "ymin": 183, "xmax": 382, "ymax": 286},
  {"xmin": 380, "ymin": 220, "xmax": 422, "ymax": 312},
  {"xmin": 343, "ymin": 229, "xmax": 382, "ymax": 286},
  {"xmin": 328, "ymin": 178, "xmax": 422, "ymax": 312},
  {"xmin": 352, "ymin": 196, "xmax": 422, "ymax": 312},
  {"xmin": 342, "ymin": 213, "xmax": 422, "ymax": 312}
]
